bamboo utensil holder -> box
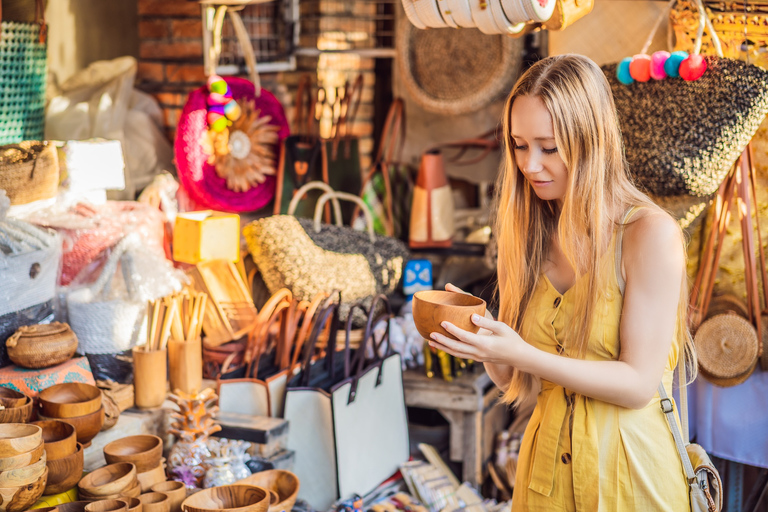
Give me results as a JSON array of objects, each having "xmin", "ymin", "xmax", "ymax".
[
  {"xmin": 168, "ymin": 338, "xmax": 202, "ymax": 395},
  {"xmin": 132, "ymin": 346, "xmax": 168, "ymax": 409}
]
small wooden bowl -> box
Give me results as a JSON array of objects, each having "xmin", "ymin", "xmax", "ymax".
[
  {"xmin": 0, "ymin": 424, "xmax": 42, "ymax": 458},
  {"xmin": 38, "ymin": 383, "xmax": 102, "ymax": 419},
  {"xmin": 0, "ymin": 451, "xmax": 46, "ymax": 486},
  {"xmin": 0, "ymin": 441, "xmax": 43, "ymax": 471},
  {"xmin": 137, "ymin": 459, "xmax": 166, "ymax": 493},
  {"xmin": 0, "ymin": 389, "xmax": 26, "ymax": 409},
  {"xmin": 238, "ymin": 470, "xmax": 299, "ymax": 512},
  {"xmin": 181, "ymin": 485, "xmax": 269, "ymax": 512},
  {"xmin": 57, "ymin": 501, "xmax": 90, "ymax": 512},
  {"xmin": 45, "ymin": 442, "xmax": 84, "ymax": 495},
  {"xmin": 140, "ymin": 492, "xmax": 170, "ymax": 512},
  {"xmin": 34, "ymin": 507, "xmax": 59, "ymax": 512},
  {"xmin": 78, "ymin": 462, "xmax": 137, "ymax": 497},
  {"xmin": 121, "ymin": 497, "xmax": 142, "ymax": 512},
  {"xmin": 104, "ymin": 435, "xmax": 163, "ymax": 472},
  {"xmin": 151, "ymin": 481, "xmax": 186, "ymax": 512},
  {"xmin": 32, "ymin": 420, "xmax": 77, "ymax": 460},
  {"xmin": 412, "ymin": 290, "xmax": 486, "ymax": 340},
  {"xmin": 78, "ymin": 479, "xmax": 141, "ymax": 502},
  {"xmin": 39, "ymin": 406, "xmax": 105, "ymax": 446},
  {"xmin": 0, "ymin": 397, "xmax": 33, "ymax": 424},
  {"xmin": 84, "ymin": 499, "xmax": 127, "ymax": 512},
  {"xmin": 0, "ymin": 466, "xmax": 48, "ymax": 512}
]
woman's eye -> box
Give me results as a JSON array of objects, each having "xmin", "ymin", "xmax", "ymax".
[
  {"xmin": 513, "ymin": 144, "xmax": 527, "ymax": 151},
  {"xmin": 543, "ymin": 147, "xmax": 558, "ymax": 155}
]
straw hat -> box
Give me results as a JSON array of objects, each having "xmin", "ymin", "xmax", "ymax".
[
  {"xmin": 396, "ymin": 16, "xmax": 523, "ymax": 116},
  {"xmin": 694, "ymin": 313, "xmax": 758, "ymax": 387}
]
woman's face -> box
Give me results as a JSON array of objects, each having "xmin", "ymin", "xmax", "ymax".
[{"xmin": 510, "ymin": 95, "xmax": 568, "ymax": 203}]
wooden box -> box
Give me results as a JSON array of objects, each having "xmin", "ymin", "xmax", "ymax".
[{"xmin": 173, "ymin": 211, "xmax": 240, "ymax": 265}]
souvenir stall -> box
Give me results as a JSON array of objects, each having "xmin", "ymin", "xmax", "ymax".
[{"xmin": 0, "ymin": 0, "xmax": 766, "ymax": 510}]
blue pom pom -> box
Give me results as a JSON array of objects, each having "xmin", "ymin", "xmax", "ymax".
[
  {"xmin": 617, "ymin": 57, "xmax": 634, "ymax": 85},
  {"xmin": 665, "ymin": 51, "xmax": 688, "ymax": 78}
]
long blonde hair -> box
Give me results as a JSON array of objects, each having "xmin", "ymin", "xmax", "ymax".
[{"xmin": 496, "ymin": 54, "xmax": 695, "ymax": 406}]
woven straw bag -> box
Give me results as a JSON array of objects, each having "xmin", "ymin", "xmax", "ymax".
[
  {"xmin": 0, "ymin": 141, "xmax": 59, "ymax": 205},
  {"xmin": 67, "ymin": 233, "xmax": 147, "ymax": 355},
  {"xmin": 6, "ymin": 322, "xmax": 78, "ymax": 369}
]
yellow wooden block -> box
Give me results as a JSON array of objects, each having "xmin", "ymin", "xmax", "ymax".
[
  {"xmin": 31, "ymin": 486, "xmax": 78, "ymax": 508},
  {"xmin": 173, "ymin": 211, "xmax": 240, "ymax": 264}
]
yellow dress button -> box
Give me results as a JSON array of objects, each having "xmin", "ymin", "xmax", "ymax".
[{"xmin": 561, "ymin": 453, "xmax": 572, "ymax": 464}]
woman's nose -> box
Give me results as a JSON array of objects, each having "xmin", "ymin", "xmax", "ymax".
[{"xmin": 523, "ymin": 151, "xmax": 543, "ymax": 174}]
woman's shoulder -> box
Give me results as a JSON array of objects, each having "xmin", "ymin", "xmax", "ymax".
[{"xmin": 622, "ymin": 206, "xmax": 684, "ymax": 268}]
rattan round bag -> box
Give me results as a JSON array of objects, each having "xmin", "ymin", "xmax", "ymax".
[
  {"xmin": 0, "ymin": 141, "xmax": 59, "ymax": 205},
  {"xmin": 6, "ymin": 322, "xmax": 79, "ymax": 369},
  {"xmin": 694, "ymin": 313, "xmax": 758, "ymax": 387},
  {"xmin": 396, "ymin": 16, "xmax": 522, "ymax": 115}
]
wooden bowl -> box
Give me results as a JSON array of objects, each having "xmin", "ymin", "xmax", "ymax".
[
  {"xmin": 140, "ymin": 492, "xmax": 170, "ymax": 512},
  {"xmin": 181, "ymin": 485, "xmax": 269, "ymax": 512},
  {"xmin": 0, "ymin": 389, "xmax": 26, "ymax": 409},
  {"xmin": 38, "ymin": 383, "xmax": 102, "ymax": 419},
  {"xmin": 32, "ymin": 419, "xmax": 77, "ymax": 460},
  {"xmin": 0, "ymin": 397, "xmax": 33, "ymax": 424},
  {"xmin": 45, "ymin": 442, "xmax": 84, "ymax": 495},
  {"xmin": 121, "ymin": 497, "xmax": 142, "ymax": 512},
  {"xmin": 77, "ymin": 479, "xmax": 141, "ymax": 502},
  {"xmin": 0, "ymin": 424, "xmax": 42, "ymax": 458},
  {"xmin": 33, "ymin": 507, "xmax": 59, "ymax": 512},
  {"xmin": 104, "ymin": 435, "xmax": 163, "ymax": 472},
  {"xmin": 0, "ymin": 451, "xmax": 46, "ymax": 486},
  {"xmin": 0, "ymin": 441, "xmax": 43, "ymax": 471},
  {"xmin": 78, "ymin": 462, "xmax": 137, "ymax": 497},
  {"xmin": 412, "ymin": 290, "xmax": 486, "ymax": 340},
  {"xmin": 238, "ymin": 470, "xmax": 299, "ymax": 512},
  {"xmin": 137, "ymin": 458, "xmax": 166, "ymax": 493},
  {"xmin": 84, "ymin": 499, "xmax": 127, "ymax": 512},
  {"xmin": 57, "ymin": 501, "xmax": 90, "ymax": 512},
  {"xmin": 39, "ymin": 406, "xmax": 105, "ymax": 446},
  {"xmin": 0, "ymin": 466, "xmax": 48, "ymax": 512},
  {"xmin": 151, "ymin": 481, "xmax": 186, "ymax": 512}
]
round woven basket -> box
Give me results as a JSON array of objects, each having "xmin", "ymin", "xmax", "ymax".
[
  {"xmin": 6, "ymin": 321, "xmax": 78, "ymax": 369},
  {"xmin": 0, "ymin": 141, "xmax": 59, "ymax": 205},
  {"xmin": 396, "ymin": 16, "xmax": 523, "ymax": 115},
  {"xmin": 694, "ymin": 313, "xmax": 758, "ymax": 387}
]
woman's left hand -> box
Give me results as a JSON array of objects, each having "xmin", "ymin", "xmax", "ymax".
[{"xmin": 429, "ymin": 314, "xmax": 529, "ymax": 366}]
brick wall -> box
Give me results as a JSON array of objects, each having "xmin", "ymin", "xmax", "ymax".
[{"xmin": 136, "ymin": 0, "xmax": 376, "ymax": 170}]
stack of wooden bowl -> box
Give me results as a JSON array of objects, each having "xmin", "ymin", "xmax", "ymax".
[
  {"xmin": 181, "ymin": 484, "xmax": 270, "ymax": 512},
  {"xmin": 0, "ymin": 423, "xmax": 48, "ymax": 512},
  {"xmin": 239, "ymin": 470, "xmax": 299, "ymax": 512},
  {"xmin": 104, "ymin": 435, "xmax": 165, "ymax": 492},
  {"xmin": 37, "ymin": 383, "xmax": 105, "ymax": 447},
  {"xmin": 33, "ymin": 419, "xmax": 84, "ymax": 495},
  {"xmin": 78, "ymin": 462, "xmax": 140, "ymax": 502},
  {"xmin": 0, "ymin": 389, "xmax": 33, "ymax": 424}
]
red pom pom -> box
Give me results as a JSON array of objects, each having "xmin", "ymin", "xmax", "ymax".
[
  {"xmin": 629, "ymin": 54, "xmax": 652, "ymax": 82},
  {"xmin": 679, "ymin": 54, "xmax": 707, "ymax": 81}
]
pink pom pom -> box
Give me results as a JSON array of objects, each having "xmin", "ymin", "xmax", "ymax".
[
  {"xmin": 650, "ymin": 51, "xmax": 670, "ymax": 80},
  {"xmin": 207, "ymin": 92, "xmax": 231, "ymax": 106}
]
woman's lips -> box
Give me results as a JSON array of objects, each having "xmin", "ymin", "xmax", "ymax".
[{"xmin": 531, "ymin": 180, "xmax": 553, "ymax": 187}]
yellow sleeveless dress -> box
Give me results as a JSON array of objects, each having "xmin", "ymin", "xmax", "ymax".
[{"xmin": 510, "ymin": 207, "xmax": 690, "ymax": 511}]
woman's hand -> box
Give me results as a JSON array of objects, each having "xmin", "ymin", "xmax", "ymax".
[{"xmin": 428, "ymin": 313, "xmax": 530, "ymax": 366}]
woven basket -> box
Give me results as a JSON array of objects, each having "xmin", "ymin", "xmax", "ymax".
[
  {"xmin": 694, "ymin": 313, "xmax": 758, "ymax": 387},
  {"xmin": 0, "ymin": 141, "xmax": 59, "ymax": 205},
  {"xmin": 6, "ymin": 321, "xmax": 78, "ymax": 369},
  {"xmin": 0, "ymin": 18, "xmax": 47, "ymax": 144}
]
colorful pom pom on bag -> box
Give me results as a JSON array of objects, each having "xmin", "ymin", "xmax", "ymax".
[{"xmin": 174, "ymin": 5, "xmax": 289, "ymax": 212}]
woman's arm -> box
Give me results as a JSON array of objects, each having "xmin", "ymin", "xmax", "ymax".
[{"xmin": 432, "ymin": 212, "xmax": 685, "ymax": 410}]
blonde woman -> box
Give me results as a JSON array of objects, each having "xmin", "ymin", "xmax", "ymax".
[{"xmin": 429, "ymin": 54, "xmax": 694, "ymax": 510}]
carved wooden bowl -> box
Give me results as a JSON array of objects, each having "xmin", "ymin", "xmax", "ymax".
[
  {"xmin": 0, "ymin": 389, "xmax": 27, "ymax": 409},
  {"xmin": 238, "ymin": 470, "xmax": 299, "ymax": 512},
  {"xmin": 32, "ymin": 420, "xmax": 77, "ymax": 461},
  {"xmin": 151, "ymin": 481, "xmax": 186, "ymax": 512},
  {"xmin": 84, "ymin": 499, "xmax": 128, "ymax": 512},
  {"xmin": 140, "ymin": 492, "xmax": 170, "ymax": 512},
  {"xmin": 78, "ymin": 462, "xmax": 137, "ymax": 497},
  {"xmin": 412, "ymin": 290, "xmax": 486, "ymax": 340},
  {"xmin": 120, "ymin": 497, "xmax": 142, "ymax": 512},
  {"xmin": 38, "ymin": 383, "xmax": 102, "ymax": 419},
  {"xmin": 0, "ymin": 466, "xmax": 48, "ymax": 512},
  {"xmin": 136, "ymin": 458, "xmax": 166, "ymax": 493},
  {"xmin": 38, "ymin": 406, "xmax": 105, "ymax": 446},
  {"xmin": 0, "ymin": 442, "xmax": 43, "ymax": 471},
  {"xmin": 104, "ymin": 435, "xmax": 163, "ymax": 472},
  {"xmin": 45, "ymin": 442, "xmax": 84, "ymax": 495},
  {"xmin": 0, "ymin": 397, "xmax": 33, "ymax": 424},
  {"xmin": 0, "ymin": 424, "xmax": 42, "ymax": 458},
  {"xmin": 181, "ymin": 485, "xmax": 269, "ymax": 512},
  {"xmin": 57, "ymin": 501, "xmax": 90, "ymax": 512},
  {"xmin": 0, "ymin": 451, "xmax": 46, "ymax": 487}
]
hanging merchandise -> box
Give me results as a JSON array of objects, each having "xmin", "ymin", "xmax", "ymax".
[
  {"xmin": 543, "ymin": 0, "xmax": 595, "ymax": 31},
  {"xmin": 0, "ymin": 191, "xmax": 61, "ymax": 368},
  {"xmin": 0, "ymin": 141, "xmax": 59, "ymax": 206},
  {"xmin": 175, "ymin": 4, "xmax": 289, "ymax": 212},
  {"xmin": 602, "ymin": 0, "xmax": 768, "ymax": 197},
  {"xmin": 401, "ymin": 0, "xmax": 555, "ymax": 32},
  {"xmin": 409, "ymin": 150, "xmax": 455, "ymax": 249},
  {"xmin": 0, "ymin": 0, "xmax": 47, "ymax": 145}
]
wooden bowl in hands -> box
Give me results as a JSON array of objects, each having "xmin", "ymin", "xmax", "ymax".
[
  {"xmin": 78, "ymin": 462, "xmax": 137, "ymax": 497},
  {"xmin": 151, "ymin": 481, "xmax": 186, "ymax": 512},
  {"xmin": 181, "ymin": 485, "xmax": 269, "ymax": 512},
  {"xmin": 39, "ymin": 406, "xmax": 105, "ymax": 447},
  {"xmin": 45, "ymin": 442, "xmax": 84, "ymax": 495},
  {"xmin": 38, "ymin": 383, "xmax": 102, "ymax": 419},
  {"xmin": 0, "ymin": 424, "xmax": 42, "ymax": 458},
  {"xmin": 104, "ymin": 435, "xmax": 163, "ymax": 472},
  {"xmin": 412, "ymin": 290, "xmax": 486, "ymax": 340},
  {"xmin": 238, "ymin": 470, "xmax": 299, "ymax": 512},
  {"xmin": 32, "ymin": 420, "xmax": 77, "ymax": 460},
  {"xmin": 140, "ymin": 492, "xmax": 170, "ymax": 512},
  {"xmin": 0, "ymin": 389, "xmax": 27, "ymax": 409},
  {"xmin": 0, "ymin": 466, "xmax": 47, "ymax": 512},
  {"xmin": 0, "ymin": 451, "xmax": 46, "ymax": 486},
  {"xmin": 0, "ymin": 397, "xmax": 33, "ymax": 424},
  {"xmin": 84, "ymin": 499, "xmax": 128, "ymax": 512},
  {"xmin": 0, "ymin": 442, "xmax": 43, "ymax": 471}
]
